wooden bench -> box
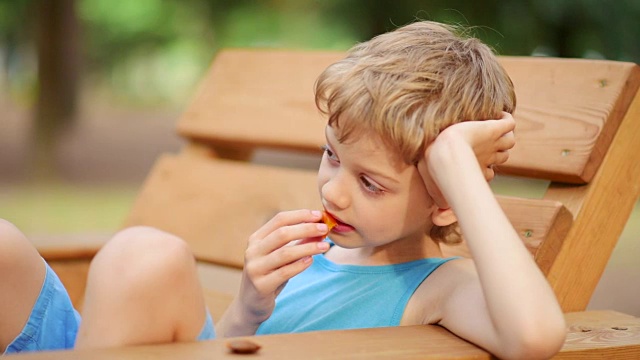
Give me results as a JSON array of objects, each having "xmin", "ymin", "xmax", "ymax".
[{"xmin": 29, "ymin": 49, "xmax": 640, "ymax": 359}]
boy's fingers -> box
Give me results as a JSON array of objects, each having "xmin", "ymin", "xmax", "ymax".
[
  {"xmin": 251, "ymin": 222, "xmax": 328, "ymax": 257},
  {"xmin": 257, "ymin": 257, "xmax": 315, "ymax": 293},
  {"xmin": 483, "ymin": 166, "xmax": 496, "ymax": 182},
  {"xmin": 485, "ymin": 112, "xmax": 515, "ymax": 139},
  {"xmin": 252, "ymin": 241, "xmax": 328, "ymax": 278},
  {"xmin": 250, "ymin": 209, "xmax": 323, "ymax": 243},
  {"xmin": 500, "ymin": 111, "xmax": 516, "ymax": 128},
  {"xmin": 498, "ymin": 131, "xmax": 516, "ymax": 150},
  {"xmin": 494, "ymin": 151, "xmax": 510, "ymax": 165}
]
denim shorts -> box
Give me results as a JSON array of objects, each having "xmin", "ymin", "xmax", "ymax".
[{"xmin": 4, "ymin": 261, "xmax": 216, "ymax": 354}]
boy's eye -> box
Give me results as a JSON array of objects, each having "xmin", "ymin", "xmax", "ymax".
[
  {"xmin": 360, "ymin": 176, "xmax": 383, "ymax": 194},
  {"xmin": 321, "ymin": 145, "xmax": 338, "ymax": 162}
]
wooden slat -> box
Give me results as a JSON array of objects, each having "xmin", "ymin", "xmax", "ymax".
[
  {"xmin": 176, "ymin": 49, "xmax": 640, "ymax": 183},
  {"xmin": 11, "ymin": 311, "xmax": 640, "ymax": 359},
  {"xmin": 499, "ymin": 59, "xmax": 640, "ymax": 183},
  {"xmin": 126, "ymin": 151, "xmax": 571, "ymax": 269},
  {"xmin": 203, "ymin": 289, "xmax": 234, "ymax": 323},
  {"xmin": 49, "ymin": 259, "xmax": 91, "ymax": 312},
  {"xmin": 543, "ymin": 91, "xmax": 640, "ymax": 312},
  {"xmin": 441, "ymin": 196, "xmax": 572, "ymax": 261},
  {"xmin": 12, "ymin": 324, "xmax": 490, "ymax": 359},
  {"xmin": 31, "ymin": 233, "xmax": 107, "ymax": 261},
  {"xmin": 177, "ymin": 49, "xmax": 342, "ymax": 154},
  {"xmin": 123, "ymin": 153, "xmax": 321, "ymax": 268},
  {"xmin": 558, "ymin": 311, "xmax": 640, "ymax": 359}
]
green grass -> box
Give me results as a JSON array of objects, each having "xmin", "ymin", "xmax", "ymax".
[{"xmin": 0, "ymin": 183, "xmax": 139, "ymax": 234}]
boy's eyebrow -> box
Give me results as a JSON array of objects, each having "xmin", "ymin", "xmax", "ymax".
[
  {"xmin": 325, "ymin": 131, "xmax": 401, "ymax": 186},
  {"xmin": 359, "ymin": 165, "xmax": 401, "ymax": 185}
]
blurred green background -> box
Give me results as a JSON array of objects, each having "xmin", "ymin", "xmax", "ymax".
[{"xmin": 1, "ymin": 0, "xmax": 639, "ymax": 314}]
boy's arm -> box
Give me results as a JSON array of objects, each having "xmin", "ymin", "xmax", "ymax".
[
  {"xmin": 418, "ymin": 116, "xmax": 566, "ymax": 359},
  {"xmin": 216, "ymin": 210, "xmax": 330, "ymax": 337}
]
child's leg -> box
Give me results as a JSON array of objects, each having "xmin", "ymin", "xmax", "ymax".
[
  {"xmin": 0, "ymin": 219, "xmax": 47, "ymax": 352},
  {"xmin": 75, "ymin": 226, "xmax": 211, "ymax": 349}
]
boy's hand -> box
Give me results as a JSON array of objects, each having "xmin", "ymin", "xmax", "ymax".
[
  {"xmin": 419, "ymin": 112, "xmax": 516, "ymax": 209},
  {"xmin": 236, "ymin": 209, "xmax": 330, "ymax": 327}
]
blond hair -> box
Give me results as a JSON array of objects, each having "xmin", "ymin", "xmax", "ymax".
[{"xmin": 315, "ymin": 21, "xmax": 516, "ymax": 244}]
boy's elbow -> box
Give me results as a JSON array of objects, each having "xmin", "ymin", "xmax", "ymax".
[{"xmin": 499, "ymin": 316, "xmax": 567, "ymax": 360}]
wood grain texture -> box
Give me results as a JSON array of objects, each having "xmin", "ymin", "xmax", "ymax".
[
  {"xmin": 441, "ymin": 197, "xmax": 572, "ymax": 261},
  {"xmin": 125, "ymin": 152, "xmax": 572, "ymax": 269},
  {"xmin": 123, "ymin": 152, "xmax": 321, "ymax": 268},
  {"xmin": 11, "ymin": 311, "xmax": 640, "ymax": 359},
  {"xmin": 543, "ymin": 91, "xmax": 640, "ymax": 312},
  {"xmin": 10, "ymin": 324, "xmax": 490, "ymax": 360},
  {"xmin": 498, "ymin": 59, "xmax": 640, "ymax": 183},
  {"xmin": 177, "ymin": 49, "xmax": 341, "ymax": 153},
  {"xmin": 176, "ymin": 49, "xmax": 640, "ymax": 183},
  {"xmin": 557, "ymin": 311, "xmax": 640, "ymax": 359}
]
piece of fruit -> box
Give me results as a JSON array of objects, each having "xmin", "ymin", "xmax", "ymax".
[
  {"xmin": 226, "ymin": 339, "xmax": 261, "ymax": 354},
  {"xmin": 321, "ymin": 211, "xmax": 338, "ymax": 230}
]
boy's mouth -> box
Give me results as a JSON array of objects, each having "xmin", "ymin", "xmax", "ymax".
[
  {"xmin": 321, "ymin": 211, "xmax": 338, "ymax": 230},
  {"xmin": 323, "ymin": 211, "xmax": 354, "ymax": 232}
]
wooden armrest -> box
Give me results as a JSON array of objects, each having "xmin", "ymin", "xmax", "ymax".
[
  {"xmin": 558, "ymin": 310, "xmax": 640, "ymax": 359},
  {"xmin": 10, "ymin": 325, "xmax": 489, "ymax": 359},
  {"xmin": 10, "ymin": 311, "xmax": 640, "ymax": 359}
]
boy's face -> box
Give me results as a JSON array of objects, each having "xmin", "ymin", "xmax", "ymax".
[{"xmin": 318, "ymin": 125, "xmax": 436, "ymax": 249}]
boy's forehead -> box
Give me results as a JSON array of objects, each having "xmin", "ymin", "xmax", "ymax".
[{"xmin": 325, "ymin": 125, "xmax": 408, "ymax": 170}]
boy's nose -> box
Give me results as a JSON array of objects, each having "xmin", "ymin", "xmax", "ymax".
[{"xmin": 321, "ymin": 176, "xmax": 350, "ymax": 211}]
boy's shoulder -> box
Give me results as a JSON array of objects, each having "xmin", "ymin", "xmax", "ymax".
[{"xmin": 403, "ymin": 257, "xmax": 478, "ymax": 325}]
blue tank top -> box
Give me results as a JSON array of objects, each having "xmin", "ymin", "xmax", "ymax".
[{"xmin": 256, "ymin": 244, "xmax": 455, "ymax": 335}]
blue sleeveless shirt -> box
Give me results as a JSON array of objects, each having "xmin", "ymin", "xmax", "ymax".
[{"xmin": 256, "ymin": 243, "xmax": 455, "ymax": 335}]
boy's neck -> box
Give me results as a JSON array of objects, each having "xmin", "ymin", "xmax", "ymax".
[{"xmin": 325, "ymin": 235, "xmax": 443, "ymax": 266}]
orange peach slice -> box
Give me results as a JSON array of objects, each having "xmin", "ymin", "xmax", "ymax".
[{"xmin": 321, "ymin": 211, "xmax": 338, "ymax": 230}]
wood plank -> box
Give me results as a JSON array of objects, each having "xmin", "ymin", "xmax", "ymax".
[
  {"xmin": 543, "ymin": 91, "xmax": 640, "ymax": 312},
  {"xmin": 441, "ymin": 197, "xmax": 572, "ymax": 262},
  {"xmin": 49, "ymin": 259, "xmax": 91, "ymax": 312},
  {"xmin": 123, "ymin": 153, "xmax": 321, "ymax": 268},
  {"xmin": 11, "ymin": 311, "xmax": 640, "ymax": 359},
  {"xmin": 31, "ymin": 233, "xmax": 107, "ymax": 261},
  {"xmin": 557, "ymin": 311, "xmax": 640, "ymax": 359},
  {"xmin": 177, "ymin": 49, "xmax": 342, "ymax": 154},
  {"xmin": 203, "ymin": 289, "xmax": 234, "ymax": 324},
  {"xmin": 498, "ymin": 58, "xmax": 640, "ymax": 183},
  {"xmin": 126, "ymin": 152, "xmax": 571, "ymax": 270},
  {"xmin": 11, "ymin": 325, "xmax": 490, "ymax": 359},
  {"xmin": 176, "ymin": 49, "xmax": 640, "ymax": 183}
]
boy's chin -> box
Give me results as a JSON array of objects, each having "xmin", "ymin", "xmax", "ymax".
[{"xmin": 326, "ymin": 234, "xmax": 363, "ymax": 249}]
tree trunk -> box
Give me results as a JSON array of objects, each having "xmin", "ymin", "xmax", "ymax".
[{"xmin": 32, "ymin": 0, "xmax": 80, "ymax": 181}]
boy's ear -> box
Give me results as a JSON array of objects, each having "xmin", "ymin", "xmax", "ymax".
[{"xmin": 431, "ymin": 207, "xmax": 457, "ymax": 227}]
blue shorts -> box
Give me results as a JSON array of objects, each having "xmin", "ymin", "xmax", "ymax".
[{"xmin": 4, "ymin": 261, "xmax": 216, "ymax": 355}]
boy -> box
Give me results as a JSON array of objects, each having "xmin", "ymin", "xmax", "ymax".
[{"xmin": 216, "ymin": 21, "xmax": 566, "ymax": 359}]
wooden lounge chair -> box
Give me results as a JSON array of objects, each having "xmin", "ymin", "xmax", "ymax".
[{"xmin": 28, "ymin": 49, "xmax": 640, "ymax": 359}]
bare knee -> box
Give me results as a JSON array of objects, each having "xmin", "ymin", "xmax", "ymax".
[
  {"xmin": 0, "ymin": 219, "xmax": 40, "ymax": 270},
  {"xmin": 78, "ymin": 227, "xmax": 205, "ymax": 347},
  {"xmin": 88, "ymin": 226, "xmax": 197, "ymax": 293},
  {"xmin": 0, "ymin": 219, "xmax": 46, "ymax": 351}
]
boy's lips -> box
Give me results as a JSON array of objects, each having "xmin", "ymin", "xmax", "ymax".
[{"xmin": 324, "ymin": 211, "xmax": 354, "ymax": 232}]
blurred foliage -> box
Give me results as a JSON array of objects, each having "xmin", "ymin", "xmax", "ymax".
[
  {"xmin": 0, "ymin": 183, "xmax": 137, "ymax": 233},
  {"xmin": 1, "ymin": 0, "xmax": 639, "ymax": 105}
]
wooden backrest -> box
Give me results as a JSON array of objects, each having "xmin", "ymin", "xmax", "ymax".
[{"xmin": 124, "ymin": 49, "xmax": 640, "ymax": 313}]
